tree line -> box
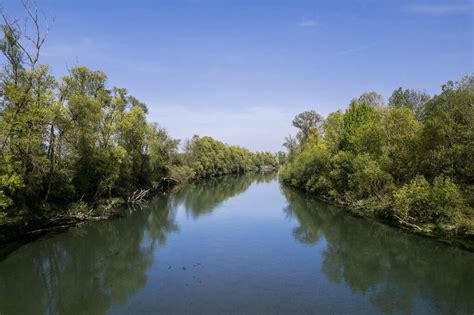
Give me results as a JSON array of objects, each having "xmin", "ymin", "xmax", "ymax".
[
  {"xmin": 280, "ymin": 77, "xmax": 473, "ymax": 238},
  {"xmin": 0, "ymin": 7, "xmax": 278, "ymax": 237}
]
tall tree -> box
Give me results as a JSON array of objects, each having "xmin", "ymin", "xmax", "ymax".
[
  {"xmin": 388, "ymin": 88, "xmax": 430, "ymax": 120},
  {"xmin": 292, "ymin": 110, "xmax": 323, "ymax": 143},
  {"xmin": 357, "ymin": 92, "xmax": 384, "ymax": 107}
]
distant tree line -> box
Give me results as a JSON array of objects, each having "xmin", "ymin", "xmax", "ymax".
[
  {"xmin": 0, "ymin": 6, "xmax": 278, "ymax": 235},
  {"xmin": 281, "ymin": 77, "xmax": 474, "ymax": 237},
  {"xmin": 168, "ymin": 135, "xmax": 279, "ymax": 184}
]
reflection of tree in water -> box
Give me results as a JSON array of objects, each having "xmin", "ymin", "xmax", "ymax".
[
  {"xmin": 254, "ymin": 171, "xmax": 277, "ymax": 184},
  {"xmin": 145, "ymin": 196, "xmax": 179, "ymax": 245},
  {"xmin": 0, "ymin": 172, "xmax": 274, "ymax": 314},
  {"xmin": 281, "ymin": 185, "xmax": 474, "ymax": 315},
  {"xmin": 171, "ymin": 172, "xmax": 277, "ymax": 218},
  {"xmin": 0, "ymin": 196, "xmax": 178, "ymax": 315}
]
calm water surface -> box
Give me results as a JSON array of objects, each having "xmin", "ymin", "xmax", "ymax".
[{"xmin": 0, "ymin": 173, "xmax": 473, "ymax": 314}]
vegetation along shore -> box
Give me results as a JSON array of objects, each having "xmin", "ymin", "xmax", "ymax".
[
  {"xmin": 280, "ymin": 78, "xmax": 474, "ymax": 250},
  {"xmin": 0, "ymin": 4, "xmax": 472, "ymax": 250},
  {"xmin": 0, "ymin": 8, "xmax": 279, "ymax": 245}
]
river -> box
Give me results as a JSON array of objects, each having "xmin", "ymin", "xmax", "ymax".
[{"xmin": 0, "ymin": 172, "xmax": 473, "ymax": 314}]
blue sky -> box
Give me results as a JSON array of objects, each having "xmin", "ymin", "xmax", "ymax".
[{"xmin": 4, "ymin": 0, "xmax": 473, "ymax": 151}]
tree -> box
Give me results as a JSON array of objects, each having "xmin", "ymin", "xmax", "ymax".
[
  {"xmin": 341, "ymin": 100, "xmax": 382, "ymax": 155},
  {"xmin": 0, "ymin": 4, "xmax": 278, "ymax": 238},
  {"xmin": 384, "ymin": 107, "xmax": 421, "ymax": 182},
  {"xmin": 322, "ymin": 110, "xmax": 344, "ymax": 153},
  {"xmin": 357, "ymin": 92, "xmax": 384, "ymax": 107},
  {"xmin": 280, "ymin": 76, "xmax": 473, "ymax": 232},
  {"xmin": 418, "ymin": 76, "xmax": 474, "ymax": 184},
  {"xmin": 388, "ymin": 88, "xmax": 430, "ymax": 120},
  {"xmin": 60, "ymin": 67, "xmax": 107, "ymax": 200},
  {"xmin": 283, "ymin": 135, "xmax": 298, "ymax": 158},
  {"xmin": 292, "ymin": 110, "xmax": 323, "ymax": 141},
  {"xmin": 146, "ymin": 124, "xmax": 180, "ymax": 188},
  {"xmin": 276, "ymin": 151, "xmax": 287, "ymax": 165},
  {"xmin": 0, "ymin": 3, "xmax": 55, "ymax": 211}
]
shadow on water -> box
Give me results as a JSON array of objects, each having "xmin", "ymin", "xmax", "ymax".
[
  {"xmin": 0, "ymin": 172, "xmax": 275, "ymax": 315},
  {"xmin": 281, "ymin": 185, "xmax": 474, "ymax": 315}
]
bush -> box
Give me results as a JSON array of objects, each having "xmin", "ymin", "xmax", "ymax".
[
  {"xmin": 393, "ymin": 175, "xmax": 464, "ymax": 224},
  {"xmin": 306, "ymin": 174, "xmax": 332, "ymax": 195},
  {"xmin": 280, "ymin": 142, "xmax": 330, "ymax": 189},
  {"xmin": 430, "ymin": 176, "xmax": 465, "ymax": 222},
  {"xmin": 168, "ymin": 165, "xmax": 196, "ymax": 184},
  {"xmin": 349, "ymin": 154, "xmax": 393, "ymax": 199},
  {"xmin": 393, "ymin": 176, "xmax": 431, "ymax": 222},
  {"xmin": 328, "ymin": 151, "xmax": 354, "ymax": 195},
  {"xmin": 68, "ymin": 201, "xmax": 90, "ymax": 215}
]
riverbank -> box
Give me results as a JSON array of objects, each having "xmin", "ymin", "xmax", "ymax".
[
  {"xmin": 283, "ymin": 184, "xmax": 474, "ymax": 251},
  {"xmin": 0, "ymin": 169, "xmax": 279, "ymax": 249},
  {"xmin": 0, "ymin": 197, "xmax": 126, "ymax": 247},
  {"xmin": 2, "ymin": 172, "xmax": 472, "ymax": 315}
]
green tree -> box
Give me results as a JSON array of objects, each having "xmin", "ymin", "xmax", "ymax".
[
  {"xmin": 280, "ymin": 77, "xmax": 473, "ymax": 235},
  {"xmin": 292, "ymin": 110, "xmax": 323, "ymax": 143},
  {"xmin": 383, "ymin": 107, "xmax": 421, "ymax": 182},
  {"xmin": 357, "ymin": 91, "xmax": 384, "ymax": 107},
  {"xmin": 418, "ymin": 77, "xmax": 474, "ymax": 184},
  {"xmin": 388, "ymin": 87, "xmax": 430, "ymax": 120}
]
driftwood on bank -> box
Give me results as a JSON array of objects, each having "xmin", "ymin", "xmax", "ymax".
[
  {"xmin": 17, "ymin": 192, "xmax": 148, "ymax": 240},
  {"xmin": 26, "ymin": 213, "xmax": 112, "ymax": 236},
  {"xmin": 127, "ymin": 189, "xmax": 150, "ymax": 209},
  {"xmin": 393, "ymin": 215, "xmax": 424, "ymax": 232}
]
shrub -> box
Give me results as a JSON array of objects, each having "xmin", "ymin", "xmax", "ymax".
[
  {"xmin": 393, "ymin": 176, "xmax": 431, "ymax": 222},
  {"xmin": 68, "ymin": 201, "xmax": 90, "ymax": 215},
  {"xmin": 430, "ymin": 176, "xmax": 464, "ymax": 223},
  {"xmin": 306, "ymin": 174, "xmax": 332, "ymax": 195},
  {"xmin": 393, "ymin": 175, "xmax": 465, "ymax": 224},
  {"xmin": 280, "ymin": 142, "xmax": 330, "ymax": 189},
  {"xmin": 168, "ymin": 165, "xmax": 196, "ymax": 184},
  {"xmin": 349, "ymin": 154, "xmax": 393, "ymax": 199},
  {"xmin": 328, "ymin": 151, "xmax": 354, "ymax": 195}
]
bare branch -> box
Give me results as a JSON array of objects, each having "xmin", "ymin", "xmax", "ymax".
[
  {"xmin": 0, "ymin": 0, "xmax": 54, "ymax": 70},
  {"xmin": 0, "ymin": 1, "xmax": 54, "ymax": 150}
]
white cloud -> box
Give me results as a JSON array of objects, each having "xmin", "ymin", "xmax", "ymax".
[
  {"xmin": 336, "ymin": 45, "xmax": 369, "ymax": 56},
  {"xmin": 406, "ymin": 4, "xmax": 472, "ymax": 16},
  {"xmin": 42, "ymin": 37, "xmax": 99, "ymax": 58},
  {"xmin": 132, "ymin": 64, "xmax": 173, "ymax": 75},
  {"xmin": 298, "ymin": 18, "xmax": 319, "ymax": 27},
  {"xmin": 147, "ymin": 105, "xmax": 299, "ymax": 152},
  {"xmin": 43, "ymin": 38, "xmax": 173, "ymax": 77}
]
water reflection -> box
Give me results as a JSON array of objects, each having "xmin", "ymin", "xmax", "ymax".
[
  {"xmin": 281, "ymin": 185, "xmax": 474, "ymax": 315},
  {"xmin": 0, "ymin": 173, "xmax": 273, "ymax": 315},
  {"xmin": 1, "ymin": 173, "xmax": 472, "ymax": 315},
  {"xmin": 171, "ymin": 172, "xmax": 276, "ymax": 218},
  {"xmin": 0, "ymin": 215, "xmax": 155, "ymax": 314}
]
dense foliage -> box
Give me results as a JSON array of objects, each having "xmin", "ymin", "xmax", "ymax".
[
  {"xmin": 0, "ymin": 12, "xmax": 277, "ymax": 236},
  {"xmin": 280, "ymin": 78, "xmax": 474, "ymax": 235},
  {"xmin": 168, "ymin": 135, "xmax": 278, "ymax": 183}
]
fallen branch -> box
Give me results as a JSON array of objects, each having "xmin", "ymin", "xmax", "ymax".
[
  {"xmin": 27, "ymin": 213, "xmax": 114, "ymax": 236},
  {"xmin": 393, "ymin": 215, "xmax": 424, "ymax": 231},
  {"xmin": 127, "ymin": 189, "xmax": 150, "ymax": 209},
  {"xmin": 28, "ymin": 223, "xmax": 82, "ymax": 235}
]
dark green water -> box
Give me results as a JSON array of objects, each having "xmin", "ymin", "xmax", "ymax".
[{"xmin": 0, "ymin": 173, "xmax": 473, "ymax": 315}]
